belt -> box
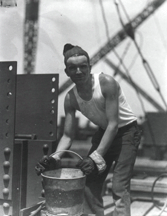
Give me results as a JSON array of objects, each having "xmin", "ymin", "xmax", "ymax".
[
  {"xmin": 118, "ymin": 120, "xmax": 137, "ymax": 132},
  {"xmin": 99, "ymin": 120, "xmax": 137, "ymax": 133}
]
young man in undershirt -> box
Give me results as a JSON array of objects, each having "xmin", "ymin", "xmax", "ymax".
[{"xmin": 35, "ymin": 44, "xmax": 141, "ymax": 216}]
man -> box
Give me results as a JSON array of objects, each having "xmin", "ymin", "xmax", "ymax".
[{"xmin": 35, "ymin": 43, "xmax": 141, "ymax": 216}]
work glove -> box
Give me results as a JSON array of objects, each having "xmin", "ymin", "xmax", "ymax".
[
  {"xmin": 35, "ymin": 156, "xmax": 59, "ymax": 176},
  {"xmin": 76, "ymin": 157, "xmax": 97, "ymax": 175}
]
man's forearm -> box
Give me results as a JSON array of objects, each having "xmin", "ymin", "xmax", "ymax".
[
  {"xmin": 51, "ymin": 135, "xmax": 73, "ymax": 159},
  {"xmin": 89, "ymin": 125, "xmax": 118, "ymax": 173},
  {"xmin": 96, "ymin": 125, "xmax": 118, "ymax": 157}
]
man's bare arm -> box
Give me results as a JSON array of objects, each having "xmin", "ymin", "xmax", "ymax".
[
  {"xmin": 95, "ymin": 74, "xmax": 119, "ymax": 157},
  {"xmin": 52, "ymin": 92, "xmax": 76, "ymax": 159}
]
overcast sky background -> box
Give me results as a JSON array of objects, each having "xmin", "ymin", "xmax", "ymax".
[{"xmin": 0, "ymin": 0, "xmax": 167, "ymax": 126}]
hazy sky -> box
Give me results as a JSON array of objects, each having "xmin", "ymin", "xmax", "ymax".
[{"xmin": 0, "ymin": 0, "xmax": 167, "ymax": 125}]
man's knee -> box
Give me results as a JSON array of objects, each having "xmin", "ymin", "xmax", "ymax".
[{"xmin": 112, "ymin": 178, "xmax": 130, "ymax": 200}]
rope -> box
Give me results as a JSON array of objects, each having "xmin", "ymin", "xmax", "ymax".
[
  {"xmin": 99, "ymin": 0, "xmax": 132, "ymax": 78},
  {"xmin": 99, "ymin": 0, "xmax": 147, "ymax": 117},
  {"xmin": 115, "ymin": 0, "xmax": 167, "ymax": 111},
  {"xmin": 151, "ymin": 173, "xmax": 167, "ymax": 214}
]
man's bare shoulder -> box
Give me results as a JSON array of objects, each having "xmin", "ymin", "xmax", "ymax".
[
  {"xmin": 64, "ymin": 88, "xmax": 79, "ymax": 111},
  {"xmin": 99, "ymin": 73, "xmax": 119, "ymax": 93}
]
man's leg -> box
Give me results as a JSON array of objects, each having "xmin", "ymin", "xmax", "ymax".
[
  {"xmin": 83, "ymin": 128, "xmax": 114, "ymax": 216},
  {"xmin": 112, "ymin": 123, "xmax": 141, "ymax": 216},
  {"xmin": 83, "ymin": 123, "xmax": 141, "ymax": 216},
  {"xmin": 84, "ymin": 162, "xmax": 113, "ymax": 216}
]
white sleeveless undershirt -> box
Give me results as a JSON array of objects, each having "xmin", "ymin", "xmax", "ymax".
[{"xmin": 73, "ymin": 73, "xmax": 137, "ymax": 129}]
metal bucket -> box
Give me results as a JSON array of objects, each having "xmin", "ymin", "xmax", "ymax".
[{"xmin": 41, "ymin": 151, "xmax": 86, "ymax": 216}]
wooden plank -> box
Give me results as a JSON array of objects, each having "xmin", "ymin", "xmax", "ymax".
[
  {"xmin": 107, "ymin": 177, "xmax": 167, "ymax": 194},
  {"xmin": 131, "ymin": 191, "xmax": 167, "ymax": 203},
  {"xmin": 103, "ymin": 195, "xmax": 114, "ymax": 209},
  {"xmin": 134, "ymin": 157, "xmax": 167, "ymax": 175},
  {"xmin": 20, "ymin": 201, "xmax": 43, "ymax": 216},
  {"xmin": 131, "ymin": 177, "xmax": 167, "ymax": 193},
  {"xmin": 131, "ymin": 201, "xmax": 154, "ymax": 216},
  {"xmin": 104, "ymin": 198, "xmax": 159, "ymax": 216},
  {"xmin": 146, "ymin": 206, "xmax": 167, "ymax": 216},
  {"xmin": 104, "ymin": 206, "xmax": 114, "ymax": 216},
  {"xmin": 135, "ymin": 158, "xmax": 167, "ymax": 170},
  {"xmin": 82, "ymin": 215, "xmax": 96, "ymax": 216}
]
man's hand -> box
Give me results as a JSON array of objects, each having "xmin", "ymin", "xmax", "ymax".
[
  {"xmin": 76, "ymin": 157, "xmax": 97, "ymax": 175},
  {"xmin": 35, "ymin": 156, "xmax": 59, "ymax": 176}
]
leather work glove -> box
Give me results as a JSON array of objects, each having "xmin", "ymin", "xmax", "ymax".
[
  {"xmin": 35, "ymin": 156, "xmax": 59, "ymax": 176},
  {"xmin": 76, "ymin": 157, "xmax": 97, "ymax": 175}
]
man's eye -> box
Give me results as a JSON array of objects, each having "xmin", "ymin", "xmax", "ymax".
[
  {"xmin": 69, "ymin": 66, "xmax": 76, "ymax": 71},
  {"xmin": 80, "ymin": 65, "xmax": 88, "ymax": 69}
]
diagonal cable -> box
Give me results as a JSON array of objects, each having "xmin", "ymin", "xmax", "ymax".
[
  {"xmin": 115, "ymin": 0, "xmax": 167, "ymax": 111},
  {"xmin": 99, "ymin": 0, "xmax": 149, "ymax": 116}
]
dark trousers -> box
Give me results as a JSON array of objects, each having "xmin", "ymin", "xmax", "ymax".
[{"xmin": 83, "ymin": 121, "xmax": 141, "ymax": 216}]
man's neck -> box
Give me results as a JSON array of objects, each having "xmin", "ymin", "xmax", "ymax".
[{"xmin": 76, "ymin": 74, "xmax": 94, "ymax": 101}]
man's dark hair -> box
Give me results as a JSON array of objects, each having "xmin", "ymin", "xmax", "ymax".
[
  {"xmin": 63, "ymin": 43, "xmax": 75, "ymax": 55},
  {"xmin": 63, "ymin": 43, "xmax": 90, "ymax": 65}
]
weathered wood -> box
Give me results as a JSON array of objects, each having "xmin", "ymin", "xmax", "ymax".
[
  {"xmin": 131, "ymin": 177, "xmax": 167, "ymax": 193},
  {"xmin": 82, "ymin": 214, "xmax": 96, "ymax": 216},
  {"xmin": 103, "ymin": 195, "xmax": 114, "ymax": 209},
  {"xmin": 134, "ymin": 158, "xmax": 167, "ymax": 175},
  {"xmin": 106, "ymin": 177, "xmax": 167, "ymax": 194},
  {"xmin": 131, "ymin": 201, "xmax": 154, "ymax": 216},
  {"xmin": 104, "ymin": 206, "xmax": 114, "ymax": 216},
  {"xmin": 131, "ymin": 191, "xmax": 167, "ymax": 203},
  {"xmin": 20, "ymin": 201, "xmax": 43, "ymax": 216},
  {"xmin": 146, "ymin": 206, "xmax": 167, "ymax": 216}
]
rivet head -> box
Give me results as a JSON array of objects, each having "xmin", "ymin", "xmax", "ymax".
[
  {"xmin": 3, "ymin": 161, "xmax": 10, "ymax": 169},
  {"xmin": 3, "ymin": 174, "xmax": 10, "ymax": 182},
  {"xmin": 3, "ymin": 188, "xmax": 9, "ymax": 199},
  {"xmin": 4, "ymin": 148, "xmax": 11, "ymax": 155},
  {"xmin": 3, "ymin": 202, "xmax": 10, "ymax": 214}
]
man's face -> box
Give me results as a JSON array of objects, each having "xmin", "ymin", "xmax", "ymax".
[{"xmin": 65, "ymin": 55, "xmax": 91, "ymax": 83}]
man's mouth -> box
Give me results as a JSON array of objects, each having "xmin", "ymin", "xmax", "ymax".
[{"xmin": 74, "ymin": 74, "xmax": 85, "ymax": 80}]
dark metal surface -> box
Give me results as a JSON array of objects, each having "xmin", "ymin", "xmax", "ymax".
[
  {"xmin": 12, "ymin": 140, "xmax": 28, "ymax": 216},
  {"xmin": 143, "ymin": 112, "xmax": 167, "ymax": 146},
  {"xmin": 0, "ymin": 62, "xmax": 17, "ymax": 204},
  {"xmin": 15, "ymin": 74, "xmax": 59, "ymax": 141}
]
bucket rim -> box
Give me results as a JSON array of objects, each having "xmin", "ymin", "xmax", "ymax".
[{"xmin": 41, "ymin": 168, "xmax": 86, "ymax": 180}]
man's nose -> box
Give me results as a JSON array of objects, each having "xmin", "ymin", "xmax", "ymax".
[{"xmin": 76, "ymin": 67, "xmax": 82, "ymax": 74}]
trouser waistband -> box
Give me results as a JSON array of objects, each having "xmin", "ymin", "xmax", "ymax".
[
  {"xmin": 118, "ymin": 120, "xmax": 137, "ymax": 132},
  {"xmin": 99, "ymin": 120, "xmax": 138, "ymax": 134}
]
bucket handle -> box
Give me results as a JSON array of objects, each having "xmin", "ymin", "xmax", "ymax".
[{"xmin": 50, "ymin": 150, "xmax": 83, "ymax": 160}]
